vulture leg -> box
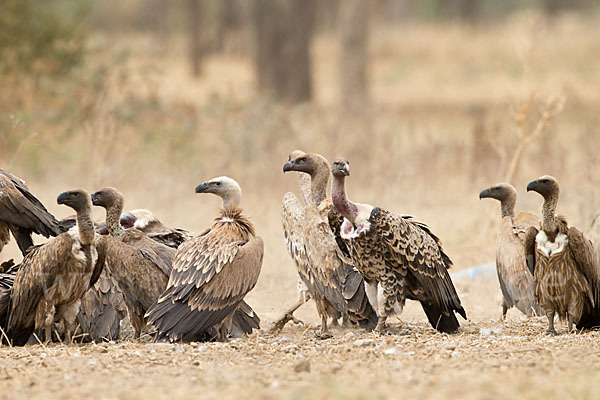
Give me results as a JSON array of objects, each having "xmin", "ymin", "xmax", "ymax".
[
  {"xmin": 269, "ymin": 297, "xmax": 309, "ymax": 333},
  {"xmin": 568, "ymin": 314, "xmax": 575, "ymax": 333},
  {"xmin": 44, "ymin": 326, "xmax": 52, "ymax": 344},
  {"xmin": 320, "ymin": 315, "xmax": 329, "ymax": 334},
  {"xmin": 501, "ymin": 303, "xmax": 508, "ymax": 321},
  {"xmin": 342, "ymin": 314, "xmax": 351, "ymax": 328},
  {"xmin": 546, "ymin": 309, "xmax": 557, "ymax": 335},
  {"xmin": 330, "ymin": 317, "xmax": 340, "ymax": 328}
]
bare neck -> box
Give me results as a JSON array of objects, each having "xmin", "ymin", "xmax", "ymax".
[
  {"xmin": 298, "ymin": 174, "xmax": 312, "ymax": 205},
  {"xmin": 331, "ymin": 174, "xmax": 358, "ymax": 223},
  {"xmin": 221, "ymin": 190, "xmax": 242, "ymax": 210},
  {"xmin": 310, "ymin": 167, "xmax": 329, "ymax": 206},
  {"xmin": 76, "ymin": 204, "xmax": 95, "ymax": 245},
  {"xmin": 541, "ymin": 195, "xmax": 558, "ymax": 234},
  {"xmin": 106, "ymin": 197, "xmax": 125, "ymax": 238},
  {"xmin": 500, "ymin": 196, "xmax": 516, "ymax": 219}
]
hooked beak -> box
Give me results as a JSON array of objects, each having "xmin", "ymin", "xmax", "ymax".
[
  {"xmin": 90, "ymin": 192, "xmax": 99, "ymax": 206},
  {"xmin": 526, "ymin": 180, "xmax": 538, "ymax": 192},
  {"xmin": 195, "ymin": 182, "xmax": 209, "ymax": 193},
  {"xmin": 283, "ymin": 160, "xmax": 294, "ymax": 173},
  {"xmin": 479, "ymin": 188, "xmax": 491, "ymax": 200},
  {"xmin": 57, "ymin": 192, "xmax": 70, "ymax": 205}
]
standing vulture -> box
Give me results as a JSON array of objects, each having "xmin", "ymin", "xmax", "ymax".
[
  {"xmin": 0, "ymin": 169, "xmax": 63, "ymax": 255},
  {"xmin": 479, "ymin": 183, "xmax": 541, "ymax": 318},
  {"xmin": 524, "ymin": 176, "xmax": 600, "ymax": 333},
  {"xmin": 328, "ymin": 159, "xmax": 466, "ymax": 333},
  {"xmin": 91, "ymin": 188, "xmax": 175, "ymax": 338},
  {"xmin": 146, "ymin": 177, "xmax": 263, "ymax": 342},
  {"xmin": 6, "ymin": 190, "xmax": 104, "ymax": 345},
  {"xmin": 282, "ymin": 152, "xmax": 377, "ymax": 332}
]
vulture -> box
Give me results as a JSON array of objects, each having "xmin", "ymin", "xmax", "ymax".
[
  {"xmin": 146, "ymin": 176, "xmax": 263, "ymax": 342},
  {"xmin": 328, "ymin": 159, "xmax": 466, "ymax": 333},
  {"xmin": 75, "ymin": 269, "xmax": 127, "ymax": 342},
  {"xmin": 119, "ymin": 209, "xmax": 193, "ymax": 248},
  {"xmin": 91, "ymin": 188, "xmax": 175, "ymax": 338},
  {"xmin": 479, "ymin": 183, "xmax": 541, "ymax": 318},
  {"xmin": 281, "ymin": 152, "xmax": 377, "ymax": 333},
  {"xmin": 524, "ymin": 176, "xmax": 600, "ymax": 333},
  {"xmin": 6, "ymin": 189, "xmax": 104, "ymax": 345},
  {"xmin": 0, "ymin": 169, "xmax": 63, "ymax": 255},
  {"xmin": 586, "ymin": 214, "xmax": 600, "ymax": 271}
]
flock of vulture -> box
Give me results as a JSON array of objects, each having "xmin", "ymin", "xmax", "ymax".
[{"xmin": 0, "ymin": 151, "xmax": 598, "ymax": 346}]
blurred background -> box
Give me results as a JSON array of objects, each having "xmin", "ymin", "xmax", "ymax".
[{"xmin": 2, "ymin": 0, "xmax": 600, "ymax": 309}]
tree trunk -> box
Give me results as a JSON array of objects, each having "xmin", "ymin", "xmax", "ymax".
[
  {"xmin": 339, "ymin": 0, "xmax": 369, "ymax": 113},
  {"xmin": 188, "ymin": 0, "xmax": 203, "ymax": 77},
  {"xmin": 253, "ymin": 0, "xmax": 315, "ymax": 103}
]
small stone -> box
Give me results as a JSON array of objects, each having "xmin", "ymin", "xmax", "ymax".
[
  {"xmin": 72, "ymin": 352, "xmax": 80, "ymax": 358},
  {"xmin": 192, "ymin": 360, "xmax": 201, "ymax": 366},
  {"xmin": 446, "ymin": 343, "xmax": 457, "ymax": 351},
  {"xmin": 353, "ymin": 339, "xmax": 376, "ymax": 347},
  {"xmin": 293, "ymin": 359, "xmax": 311, "ymax": 373},
  {"xmin": 383, "ymin": 348, "xmax": 397, "ymax": 355},
  {"xmin": 330, "ymin": 362, "xmax": 342, "ymax": 373},
  {"xmin": 282, "ymin": 344, "xmax": 299, "ymax": 354}
]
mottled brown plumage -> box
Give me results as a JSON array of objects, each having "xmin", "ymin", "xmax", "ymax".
[
  {"xmin": 282, "ymin": 153, "xmax": 377, "ymax": 332},
  {"xmin": 146, "ymin": 177, "xmax": 263, "ymax": 342},
  {"xmin": 329, "ymin": 159, "xmax": 466, "ymax": 333},
  {"xmin": 120, "ymin": 209, "xmax": 193, "ymax": 248},
  {"xmin": 75, "ymin": 268, "xmax": 127, "ymax": 342},
  {"xmin": 0, "ymin": 169, "xmax": 63, "ymax": 255},
  {"xmin": 479, "ymin": 183, "xmax": 541, "ymax": 318},
  {"xmin": 91, "ymin": 188, "xmax": 175, "ymax": 338},
  {"xmin": 7, "ymin": 189, "xmax": 104, "ymax": 346},
  {"xmin": 524, "ymin": 176, "xmax": 600, "ymax": 333}
]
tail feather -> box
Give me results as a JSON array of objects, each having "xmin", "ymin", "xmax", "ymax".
[{"xmin": 420, "ymin": 301, "xmax": 461, "ymax": 333}]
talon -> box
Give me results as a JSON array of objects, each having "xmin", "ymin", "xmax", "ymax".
[{"xmin": 291, "ymin": 316, "xmax": 304, "ymax": 326}]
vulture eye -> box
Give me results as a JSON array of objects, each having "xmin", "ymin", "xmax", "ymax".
[
  {"xmin": 215, "ymin": 182, "xmax": 221, "ymax": 186},
  {"xmin": 299, "ymin": 157, "xmax": 307, "ymax": 163}
]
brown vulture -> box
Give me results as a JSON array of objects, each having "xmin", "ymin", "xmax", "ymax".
[
  {"xmin": 119, "ymin": 209, "xmax": 193, "ymax": 248},
  {"xmin": 91, "ymin": 188, "xmax": 175, "ymax": 338},
  {"xmin": 6, "ymin": 189, "xmax": 105, "ymax": 345},
  {"xmin": 281, "ymin": 152, "xmax": 377, "ymax": 333},
  {"xmin": 146, "ymin": 176, "xmax": 263, "ymax": 342},
  {"xmin": 0, "ymin": 169, "xmax": 63, "ymax": 255},
  {"xmin": 479, "ymin": 183, "xmax": 541, "ymax": 318},
  {"xmin": 524, "ymin": 176, "xmax": 600, "ymax": 333},
  {"xmin": 328, "ymin": 159, "xmax": 466, "ymax": 333}
]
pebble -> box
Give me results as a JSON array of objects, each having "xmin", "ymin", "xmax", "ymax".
[
  {"xmin": 354, "ymin": 339, "xmax": 376, "ymax": 347},
  {"xmin": 293, "ymin": 359, "xmax": 311, "ymax": 373},
  {"xmin": 383, "ymin": 348, "xmax": 397, "ymax": 355}
]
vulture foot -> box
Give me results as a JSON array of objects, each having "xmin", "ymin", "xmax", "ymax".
[
  {"xmin": 374, "ymin": 320, "xmax": 387, "ymax": 334},
  {"xmin": 269, "ymin": 303, "xmax": 306, "ymax": 333},
  {"xmin": 545, "ymin": 328, "xmax": 557, "ymax": 336}
]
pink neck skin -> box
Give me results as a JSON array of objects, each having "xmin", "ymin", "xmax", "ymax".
[{"xmin": 331, "ymin": 173, "xmax": 358, "ymax": 224}]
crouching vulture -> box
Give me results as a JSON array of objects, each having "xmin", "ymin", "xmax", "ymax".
[
  {"xmin": 146, "ymin": 177, "xmax": 263, "ymax": 342},
  {"xmin": 0, "ymin": 169, "xmax": 63, "ymax": 256},
  {"xmin": 6, "ymin": 190, "xmax": 104, "ymax": 345},
  {"xmin": 524, "ymin": 176, "xmax": 600, "ymax": 333},
  {"xmin": 281, "ymin": 152, "xmax": 377, "ymax": 333},
  {"xmin": 479, "ymin": 183, "xmax": 541, "ymax": 318},
  {"xmin": 328, "ymin": 159, "xmax": 466, "ymax": 333}
]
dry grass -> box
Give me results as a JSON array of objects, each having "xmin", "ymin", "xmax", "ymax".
[{"xmin": 1, "ymin": 11, "xmax": 600, "ymax": 399}]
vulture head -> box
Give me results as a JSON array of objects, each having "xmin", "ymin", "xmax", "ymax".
[
  {"xmin": 527, "ymin": 176, "xmax": 560, "ymax": 200},
  {"xmin": 283, "ymin": 153, "xmax": 329, "ymax": 176},
  {"xmin": 331, "ymin": 158, "xmax": 350, "ymax": 178},
  {"xmin": 57, "ymin": 189, "xmax": 91, "ymax": 212},
  {"xmin": 91, "ymin": 187, "xmax": 124, "ymax": 209},
  {"xmin": 479, "ymin": 183, "xmax": 517, "ymax": 202},
  {"xmin": 195, "ymin": 176, "xmax": 242, "ymax": 209}
]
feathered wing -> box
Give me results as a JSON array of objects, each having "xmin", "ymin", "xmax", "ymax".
[
  {"xmin": 146, "ymin": 232, "xmax": 263, "ymax": 342},
  {"xmin": 76, "ymin": 269, "xmax": 127, "ymax": 342},
  {"xmin": 100, "ymin": 234, "xmax": 172, "ymax": 334},
  {"xmin": 568, "ymin": 227, "xmax": 600, "ymax": 329},
  {"xmin": 375, "ymin": 209, "xmax": 466, "ymax": 332},
  {"xmin": 0, "ymin": 169, "xmax": 63, "ymax": 254},
  {"xmin": 6, "ymin": 235, "xmax": 75, "ymax": 345},
  {"xmin": 120, "ymin": 230, "xmax": 174, "ymax": 277},
  {"xmin": 523, "ymin": 226, "xmax": 539, "ymax": 276},
  {"xmin": 304, "ymin": 204, "xmax": 377, "ymax": 329},
  {"xmin": 282, "ymin": 192, "xmax": 312, "ymax": 295},
  {"xmin": 0, "ymin": 261, "xmax": 19, "ymax": 333},
  {"xmin": 496, "ymin": 215, "xmax": 540, "ymax": 316}
]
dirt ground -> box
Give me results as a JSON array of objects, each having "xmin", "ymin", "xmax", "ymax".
[{"xmin": 1, "ymin": 276, "xmax": 599, "ymax": 400}]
